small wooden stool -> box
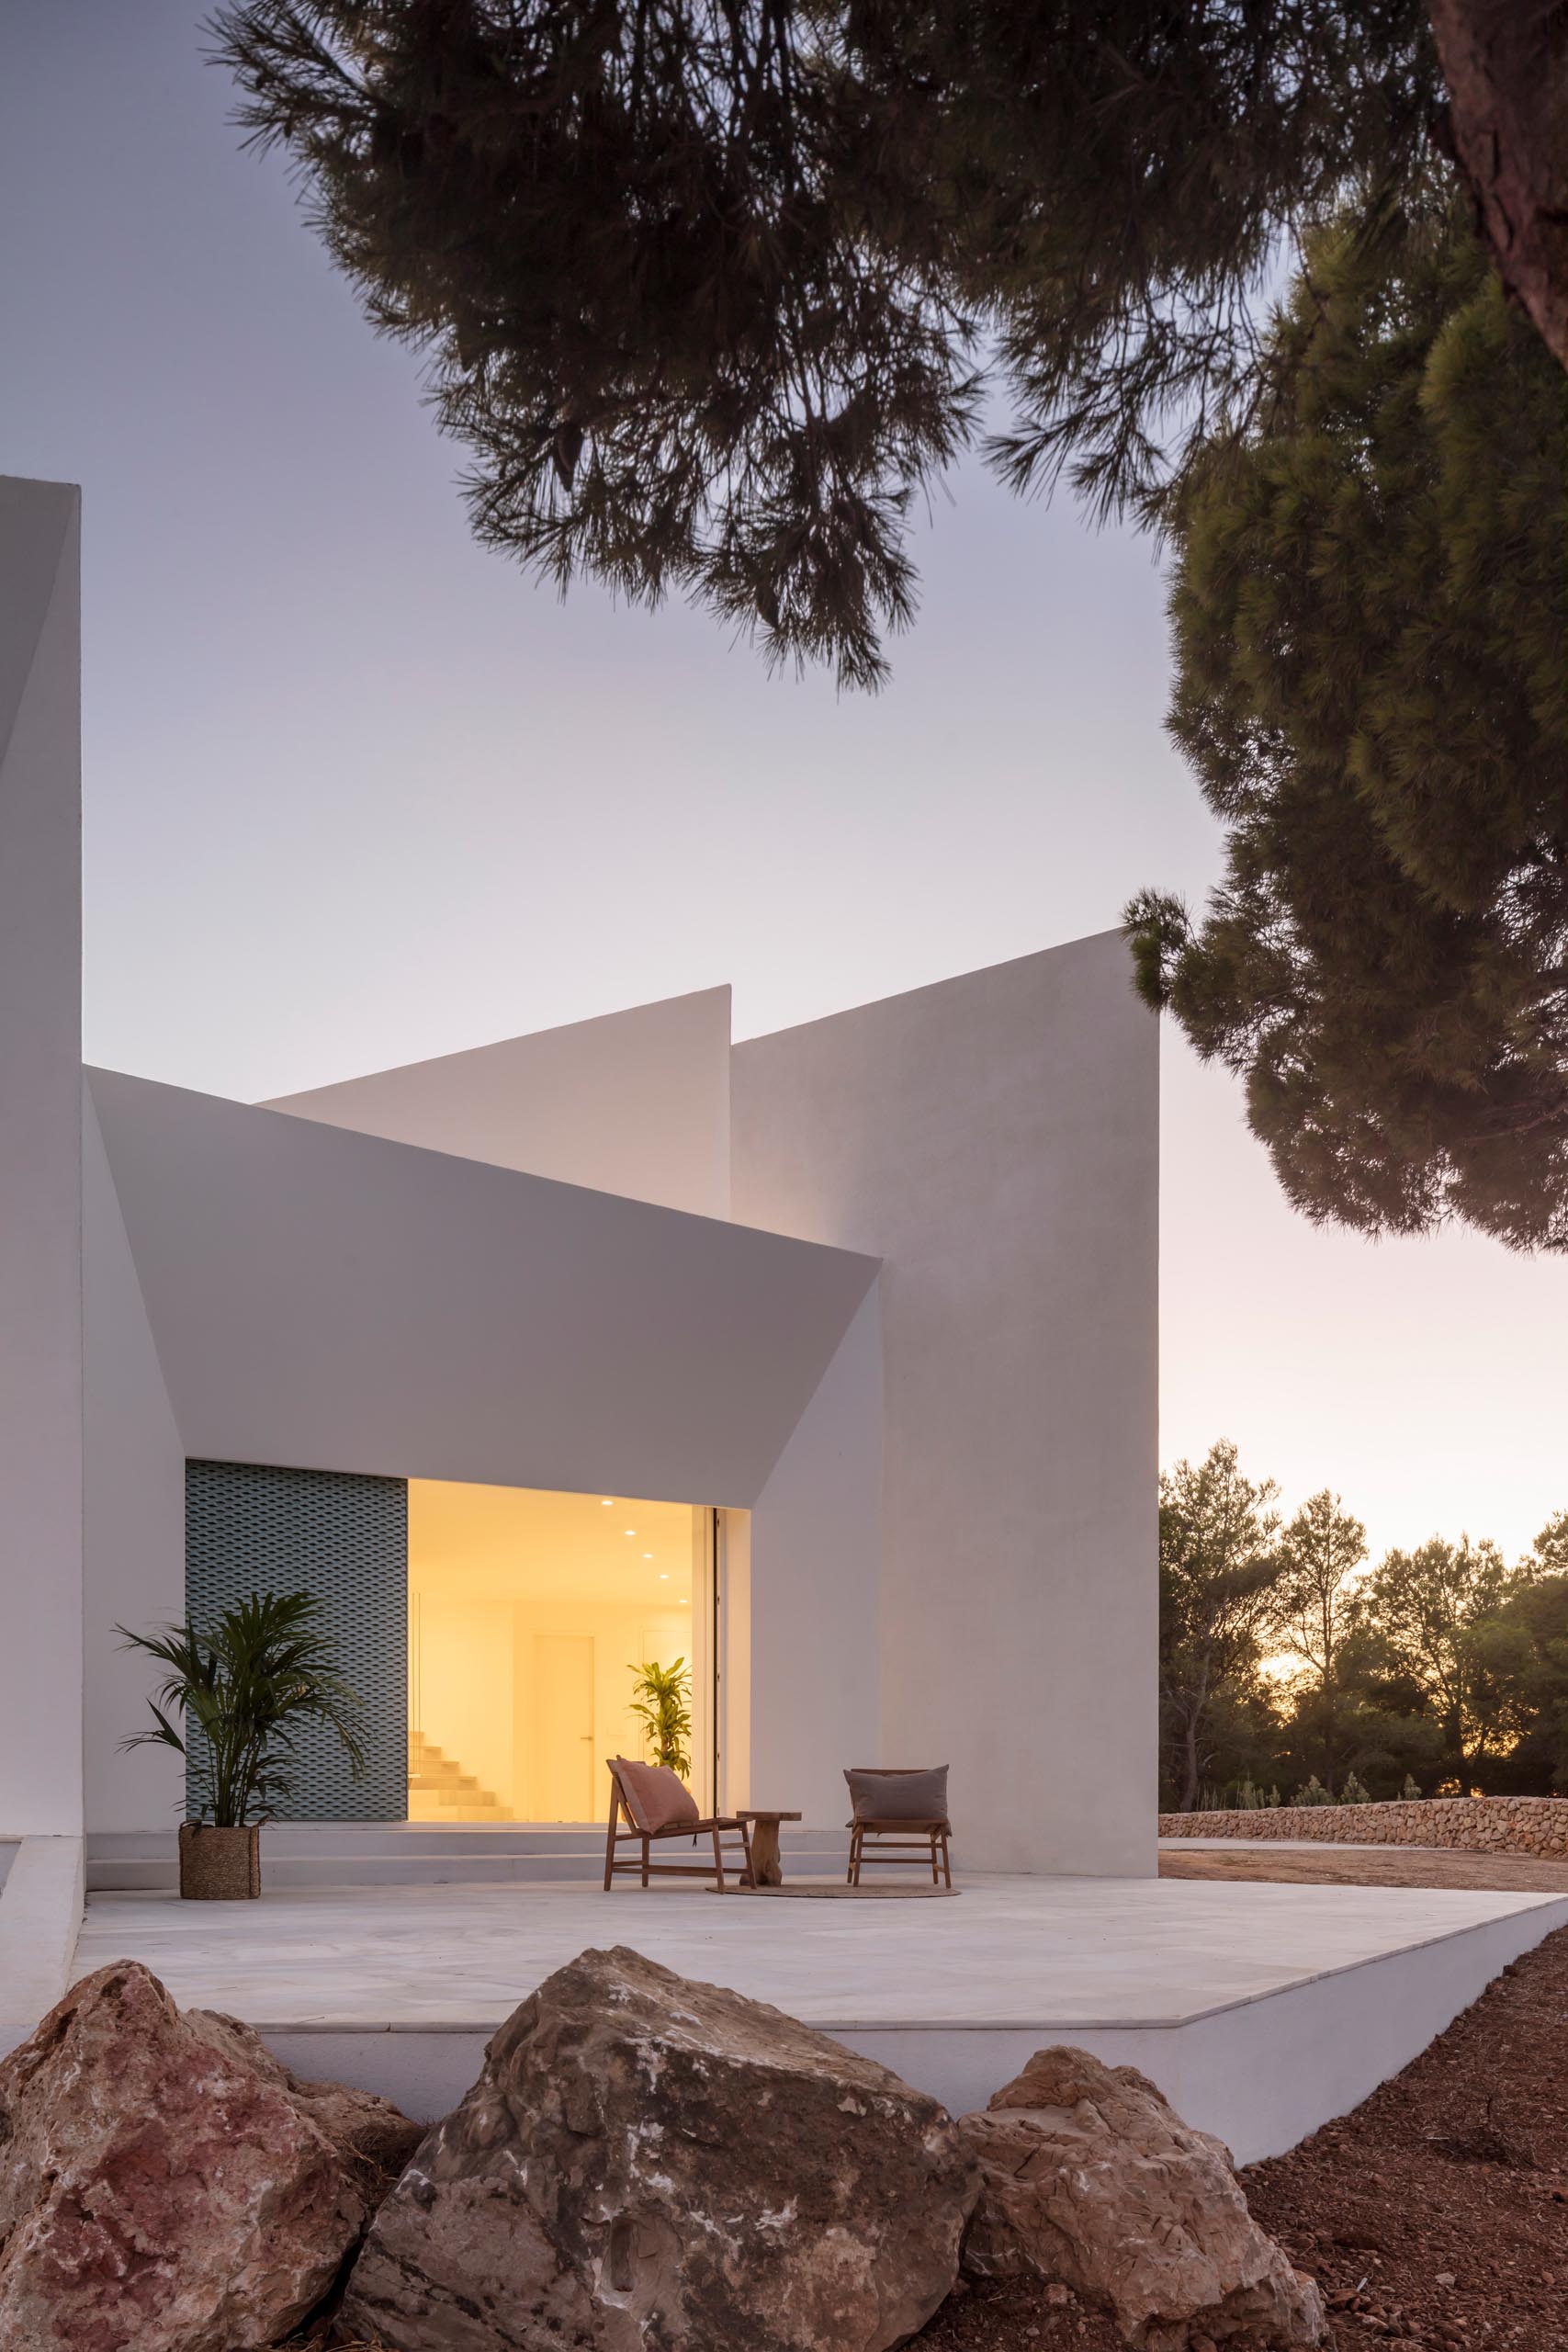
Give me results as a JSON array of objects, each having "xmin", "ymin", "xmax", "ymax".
[{"xmin": 734, "ymin": 1809, "xmax": 803, "ymax": 1887}]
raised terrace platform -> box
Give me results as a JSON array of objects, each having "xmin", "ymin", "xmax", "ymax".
[{"xmin": 69, "ymin": 1869, "xmax": 1568, "ymax": 2165}]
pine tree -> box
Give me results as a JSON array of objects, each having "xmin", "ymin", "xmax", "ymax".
[
  {"xmin": 1527, "ymin": 1513, "xmax": 1568, "ymax": 1577},
  {"xmin": 1357, "ymin": 1534, "xmax": 1530, "ymax": 1775},
  {"xmin": 1269, "ymin": 1492, "xmax": 1370, "ymax": 1799},
  {"xmin": 211, "ymin": 7, "xmax": 1567, "ymax": 1241},
  {"xmin": 1158, "ymin": 1442, "xmax": 1283, "ymax": 1814},
  {"xmin": 211, "ymin": 0, "xmax": 1447, "ymax": 689},
  {"xmin": 1128, "ymin": 194, "xmax": 1568, "ymax": 1251}
]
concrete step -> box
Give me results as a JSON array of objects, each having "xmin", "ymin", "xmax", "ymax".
[
  {"xmin": 89, "ymin": 1849, "xmax": 609, "ymax": 1892},
  {"xmin": 90, "ymin": 1824, "xmax": 603, "ymax": 1858},
  {"xmin": 85, "ymin": 1823, "xmax": 848, "ymax": 1892},
  {"xmin": 90, "ymin": 1822, "xmax": 840, "ymax": 1856}
]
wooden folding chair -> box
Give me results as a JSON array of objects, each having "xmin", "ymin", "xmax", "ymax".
[
  {"xmin": 603, "ymin": 1758, "xmax": 755, "ymax": 1891},
  {"xmin": 845, "ymin": 1766, "xmax": 953, "ymax": 1887}
]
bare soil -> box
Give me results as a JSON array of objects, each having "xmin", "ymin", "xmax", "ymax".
[
  {"xmin": 1159, "ymin": 1842, "xmax": 1568, "ymax": 1895},
  {"xmin": 918, "ymin": 1922, "xmax": 1568, "ymax": 2351}
]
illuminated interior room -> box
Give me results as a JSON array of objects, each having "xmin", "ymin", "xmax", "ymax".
[{"xmin": 407, "ymin": 1481, "xmax": 714, "ymax": 1824}]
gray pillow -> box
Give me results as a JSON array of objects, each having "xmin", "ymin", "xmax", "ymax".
[{"xmin": 845, "ymin": 1766, "xmax": 949, "ymax": 1823}]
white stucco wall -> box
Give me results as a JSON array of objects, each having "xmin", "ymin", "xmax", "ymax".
[
  {"xmin": 732, "ymin": 933, "xmax": 1159, "ymax": 1875},
  {"xmin": 88, "ymin": 1068, "xmax": 877, "ymax": 1512},
  {"xmin": 746, "ymin": 1289, "xmax": 884, "ymax": 1833},
  {"xmin": 266, "ymin": 987, "xmax": 732, "ymax": 1218},
  {"xmin": 82, "ymin": 1092, "xmax": 185, "ymax": 1833},
  {"xmin": 0, "ymin": 479, "xmax": 84, "ymax": 1837}
]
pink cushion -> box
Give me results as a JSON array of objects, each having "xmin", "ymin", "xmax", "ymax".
[{"xmin": 614, "ymin": 1758, "xmax": 699, "ymax": 1833}]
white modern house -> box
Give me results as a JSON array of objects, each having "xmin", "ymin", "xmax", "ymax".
[
  {"xmin": 12, "ymin": 472, "xmax": 1568, "ymax": 2169},
  {"xmin": 0, "ymin": 472, "xmax": 1159, "ymax": 1879}
]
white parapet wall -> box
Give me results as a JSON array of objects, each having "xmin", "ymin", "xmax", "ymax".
[
  {"xmin": 0, "ymin": 478, "xmax": 85, "ymax": 1839},
  {"xmin": 835, "ymin": 1892, "xmax": 1568, "ymax": 2164},
  {"xmin": 0, "ymin": 1838, "xmax": 85, "ymax": 2049}
]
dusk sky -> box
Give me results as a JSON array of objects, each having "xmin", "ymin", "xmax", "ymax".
[{"xmin": 6, "ymin": 1, "xmax": 1565, "ymax": 1562}]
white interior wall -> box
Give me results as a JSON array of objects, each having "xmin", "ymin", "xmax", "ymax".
[
  {"xmin": 82, "ymin": 1092, "xmax": 185, "ymax": 1833},
  {"xmin": 0, "ymin": 479, "xmax": 85, "ymax": 1837},
  {"xmin": 745, "ymin": 1290, "xmax": 884, "ymax": 1833},
  {"xmin": 412, "ymin": 1592, "xmax": 700, "ymax": 1820},
  {"xmin": 266, "ymin": 987, "xmax": 732, "ymax": 1218},
  {"xmin": 732, "ymin": 934, "xmax": 1159, "ymax": 1875},
  {"xmin": 413, "ymin": 1595, "xmax": 514, "ymax": 1807}
]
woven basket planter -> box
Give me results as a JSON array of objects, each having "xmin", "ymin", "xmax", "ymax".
[{"xmin": 178, "ymin": 1822, "xmax": 261, "ymax": 1900}]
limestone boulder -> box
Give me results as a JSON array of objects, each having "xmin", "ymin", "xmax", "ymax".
[
  {"xmin": 343, "ymin": 1941, "xmax": 977, "ymax": 2352},
  {"xmin": 190, "ymin": 2003, "xmax": 423, "ymax": 2183},
  {"xmin": 959, "ymin": 2047, "xmax": 1325, "ymax": 2351},
  {"xmin": 0, "ymin": 1958, "xmax": 420, "ymax": 2352}
]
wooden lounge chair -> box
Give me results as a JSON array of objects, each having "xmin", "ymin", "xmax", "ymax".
[
  {"xmin": 603, "ymin": 1756, "xmax": 755, "ymax": 1891},
  {"xmin": 844, "ymin": 1765, "xmax": 953, "ymax": 1887}
]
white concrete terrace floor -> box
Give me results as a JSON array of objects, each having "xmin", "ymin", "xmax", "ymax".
[{"xmin": 74, "ymin": 1872, "xmax": 1568, "ymax": 2164}]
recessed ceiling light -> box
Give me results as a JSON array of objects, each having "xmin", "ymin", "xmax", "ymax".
[
  {"xmin": 678, "ymin": 1597, "xmax": 690, "ymax": 1605},
  {"xmin": 625, "ymin": 1528, "xmax": 636, "ymax": 1536},
  {"xmin": 659, "ymin": 1572, "xmax": 669, "ymax": 1579},
  {"xmin": 643, "ymin": 1551, "xmax": 653, "ymax": 1559},
  {"xmin": 601, "ymin": 1498, "xmax": 615, "ymax": 1507}
]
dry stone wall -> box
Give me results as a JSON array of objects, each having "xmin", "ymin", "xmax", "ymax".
[{"xmin": 1159, "ymin": 1795, "xmax": 1568, "ymax": 1857}]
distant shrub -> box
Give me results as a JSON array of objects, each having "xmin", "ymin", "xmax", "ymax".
[
  {"xmin": 1295, "ymin": 1775, "xmax": 1332, "ymax": 1806},
  {"xmin": 1401, "ymin": 1773, "xmax": 1423, "ymax": 1801},
  {"xmin": 1340, "ymin": 1771, "xmax": 1372, "ymax": 1804}
]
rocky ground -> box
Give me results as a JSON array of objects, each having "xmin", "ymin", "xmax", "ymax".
[
  {"xmin": 919, "ymin": 1923, "xmax": 1568, "ymax": 2352},
  {"xmin": 321, "ymin": 1924, "xmax": 1568, "ymax": 2352},
  {"xmin": 1159, "ymin": 1842, "xmax": 1568, "ymax": 1894}
]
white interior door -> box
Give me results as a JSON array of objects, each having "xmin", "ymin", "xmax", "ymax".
[{"xmin": 531, "ymin": 1633, "xmax": 595, "ymax": 1819}]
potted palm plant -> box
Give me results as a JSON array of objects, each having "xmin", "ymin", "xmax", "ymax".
[
  {"xmin": 118, "ymin": 1590, "xmax": 365, "ymax": 1899},
  {"xmin": 627, "ymin": 1656, "xmax": 693, "ymax": 1778}
]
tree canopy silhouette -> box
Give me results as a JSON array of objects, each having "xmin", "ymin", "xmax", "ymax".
[
  {"xmin": 212, "ymin": 0, "xmax": 1450, "ymax": 686},
  {"xmin": 1128, "ymin": 195, "xmax": 1568, "ymax": 1252},
  {"xmin": 212, "ymin": 4, "xmax": 1566, "ymax": 1243}
]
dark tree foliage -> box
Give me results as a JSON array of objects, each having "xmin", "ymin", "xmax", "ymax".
[
  {"xmin": 1130, "ymin": 197, "xmax": 1568, "ymax": 1250},
  {"xmin": 211, "ymin": 5, "xmax": 1566, "ymax": 1245},
  {"xmin": 1164, "ymin": 1469, "xmax": 1568, "ymax": 1808},
  {"xmin": 1158, "ymin": 1440, "xmax": 1283, "ymax": 1812},
  {"xmin": 211, "ymin": 0, "xmax": 1440, "ymax": 686},
  {"xmin": 1268, "ymin": 1489, "xmax": 1367, "ymax": 1795},
  {"xmin": 1470, "ymin": 1575, "xmax": 1568, "ymax": 1797}
]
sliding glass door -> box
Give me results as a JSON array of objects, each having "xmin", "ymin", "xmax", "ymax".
[{"xmin": 407, "ymin": 1480, "xmax": 714, "ymax": 1823}]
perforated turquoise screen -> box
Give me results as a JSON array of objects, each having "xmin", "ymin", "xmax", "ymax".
[{"xmin": 184, "ymin": 1459, "xmax": 408, "ymax": 1821}]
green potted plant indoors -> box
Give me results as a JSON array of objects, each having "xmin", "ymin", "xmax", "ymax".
[
  {"xmin": 118, "ymin": 1590, "xmax": 365, "ymax": 1899},
  {"xmin": 627, "ymin": 1656, "xmax": 693, "ymax": 1778}
]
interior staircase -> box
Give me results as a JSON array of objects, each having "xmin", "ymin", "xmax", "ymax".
[{"xmin": 407, "ymin": 1729, "xmax": 513, "ymax": 1822}]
